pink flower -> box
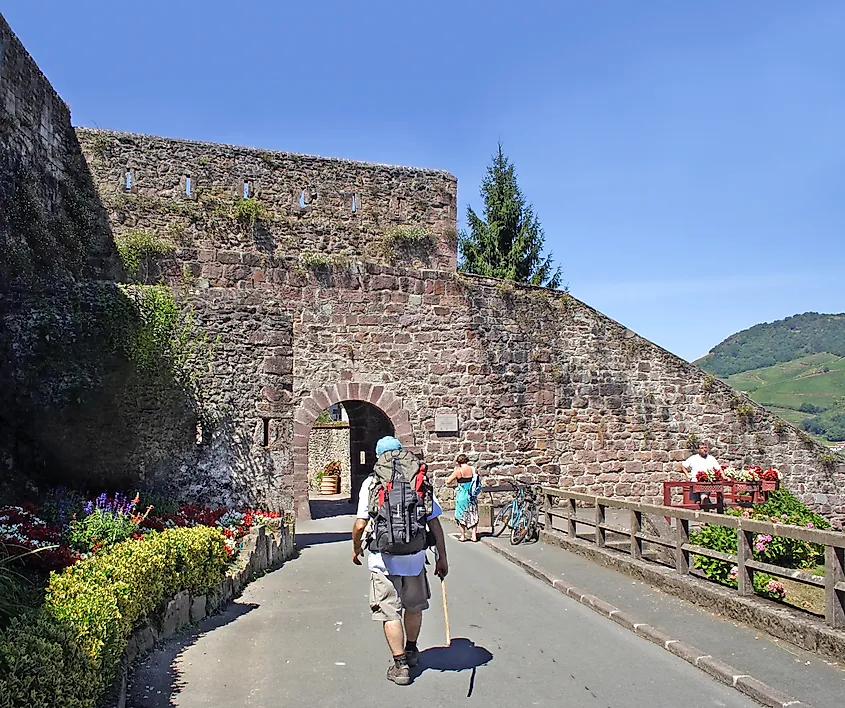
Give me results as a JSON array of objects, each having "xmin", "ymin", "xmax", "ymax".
[
  {"xmin": 765, "ymin": 580, "xmax": 786, "ymax": 598},
  {"xmin": 729, "ymin": 566, "xmax": 738, "ymax": 580},
  {"xmin": 807, "ymin": 522, "xmax": 814, "ymax": 529}
]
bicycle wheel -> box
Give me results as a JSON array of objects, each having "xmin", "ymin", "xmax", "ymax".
[
  {"xmin": 510, "ymin": 503, "xmax": 537, "ymax": 545},
  {"xmin": 492, "ymin": 503, "xmax": 513, "ymax": 537}
]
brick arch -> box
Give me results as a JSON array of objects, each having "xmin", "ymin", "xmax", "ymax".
[{"xmin": 292, "ymin": 382, "xmax": 414, "ymax": 519}]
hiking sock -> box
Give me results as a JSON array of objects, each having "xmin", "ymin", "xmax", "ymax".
[{"xmin": 404, "ymin": 641, "xmax": 417, "ymax": 653}]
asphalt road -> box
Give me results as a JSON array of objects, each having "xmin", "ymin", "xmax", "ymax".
[{"xmin": 127, "ymin": 513, "xmax": 760, "ymax": 708}]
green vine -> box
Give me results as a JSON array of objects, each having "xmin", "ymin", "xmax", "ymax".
[
  {"xmin": 687, "ymin": 432, "xmax": 700, "ymax": 450},
  {"xmin": 115, "ymin": 230, "xmax": 176, "ymax": 283},
  {"xmin": 233, "ymin": 197, "xmax": 263, "ymax": 230},
  {"xmin": 380, "ymin": 225, "xmax": 435, "ymax": 261},
  {"xmin": 816, "ymin": 449, "xmax": 840, "ymax": 469},
  {"xmin": 116, "ymin": 284, "xmax": 218, "ymax": 395}
]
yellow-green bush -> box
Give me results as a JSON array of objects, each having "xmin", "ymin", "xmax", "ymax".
[{"xmin": 0, "ymin": 526, "xmax": 228, "ymax": 708}]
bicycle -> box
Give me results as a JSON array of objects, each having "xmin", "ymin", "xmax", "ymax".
[{"xmin": 491, "ymin": 483, "xmax": 540, "ymax": 545}]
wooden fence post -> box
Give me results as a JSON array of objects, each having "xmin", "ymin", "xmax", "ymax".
[
  {"xmin": 544, "ymin": 493, "xmax": 553, "ymax": 533},
  {"xmin": 825, "ymin": 545, "xmax": 845, "ymax": 629},
  {"xmin": 675, "ymin": 517, "xmax": 689, "ymax": 574},
  {"xmin": 596, "ymin": 502, "xmax": 606, "ymax": 548},
  {"xmin": 630, "ymin": 509, "xmax": 642, "ymax": 560},
  {"xmin": 737, "ymin": 526, "xmax": 754, "ymax": 596},
  {"xmin": 567, "ymin": 497, "xmax": 576, "ymax": 538}
]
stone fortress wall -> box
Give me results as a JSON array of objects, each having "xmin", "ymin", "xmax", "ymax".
[
  {"xmin": 78, "ymin": 127, "xmax": 845, "ymax": 527},
  {"xmin": 1, "ymin": 11, "xmax": 842, "ymax": 525}
]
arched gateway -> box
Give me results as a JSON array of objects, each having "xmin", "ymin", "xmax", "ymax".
[{"xmin": 293, "ymin": 381, "xmax": 415, "ymax": 519}]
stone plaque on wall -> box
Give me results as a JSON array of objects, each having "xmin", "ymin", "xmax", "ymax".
[{"xmin": 434, "ymin": 413, "xmax": 459, "ymax": 435}]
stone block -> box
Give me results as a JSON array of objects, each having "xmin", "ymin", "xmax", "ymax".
[
  {"xmin": 734, "ymin": 676, "xmax": 796, "ymax": 708},
  {"xmin": 190, "ymin": 595, "xmax": 207, "ymax": 624},
  {"xmin": 206, "ymin": 583, "xmax": 224, "ymax": 614},
  {"xmin": 263, "ymin": 356, "xmax": 292, "ymax": 375},
  {"xmin": 666, "ymin": 640, "xmax": 705, "ymax": 665},
  {"xmin": 160, "ymin": 590, "xmax": 191, "ymax": 639},
  {"xmin": 478, "ymin": 504, "xmax": 493, "ymax": 531}
]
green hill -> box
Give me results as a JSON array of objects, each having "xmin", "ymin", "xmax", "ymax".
[
  {"xmin": 695, "ymin": 312, "xmax": 845, "ymax": 377},
  {"xmin": 695, "ymin": 313, "xmax": 845, "ymax": 442}
]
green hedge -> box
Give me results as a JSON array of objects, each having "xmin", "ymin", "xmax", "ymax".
[{"xmin": 0, "ymin": 525, "xmax": 228, "ymax": 708}]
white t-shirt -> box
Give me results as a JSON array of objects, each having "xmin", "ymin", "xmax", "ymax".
[
  {"xmin": 683, "ymin": 454, "xmax": 721, "ymax": 480},
  {"xmin": 356, "ymin": 475, "xmax": 442, "ymax": 577}
]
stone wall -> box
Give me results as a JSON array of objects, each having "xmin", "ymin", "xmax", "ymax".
[
  {"xmin": 141, "ymin": 289, "xmax": 295, "ymax": 512},
  {"xmin": 285, "ymin": 266, "xmax": 845, "ymax": 526},
  {"xmin": 70, "ymin": 128, "xmax": 845, "ymax": 525},
  {"xmin": 75, "ymin": 128, "xmax": 458, "ymax": 277},
  {"xmin": 308, "ymin": 424, "xmax": 351, "ymax": 495},
  {"xmin": 0, "ymin": 16, "xmax": 119, "ymax": 287}
]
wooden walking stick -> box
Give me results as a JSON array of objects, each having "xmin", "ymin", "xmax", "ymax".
[
  {"xmin": 434, "ymin": 545, "xmax": 451, "ymax": 645},
  {"xmin": 441, "ymin": 576, "xmax": 451, "ymax": 646}
]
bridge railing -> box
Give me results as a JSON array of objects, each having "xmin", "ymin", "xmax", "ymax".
[{"xmin": 539, "ymin": 486, "xmax": 845, "ymax": 630}]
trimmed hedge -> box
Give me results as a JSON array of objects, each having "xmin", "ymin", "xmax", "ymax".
[{"xmin": 0, "ymin": 525, "xmax": 228, "ymax": 708}]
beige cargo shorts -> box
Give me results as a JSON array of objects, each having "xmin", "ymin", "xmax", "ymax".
[{"xmin": 369, "ymin": 570, "xmax": 431, "ymax": 621}]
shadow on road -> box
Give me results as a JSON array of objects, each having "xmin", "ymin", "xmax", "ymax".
[
  {"xmin": 414, "ymin": 637, "xmax": 493, "ymax": 695},
  {"xmin": 127, "ymin": 600, "xmax": 259, "ymax": 707},
  {"xmin": 295, "ymin": 531, "xmax": 351, "ymax": 551},
  {"xmin": 309, "ymin": 497, "xmax": 356, "ymax": 519}
]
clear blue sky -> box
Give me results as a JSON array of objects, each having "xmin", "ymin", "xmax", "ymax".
[{"xmin": 5, "ymin": 2, "xmax": 843, "ymax": 362}]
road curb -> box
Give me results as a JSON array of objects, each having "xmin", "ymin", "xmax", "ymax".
[{"xmin": 478, "ymin": 535, "xmax": 813, "ymax": 708}]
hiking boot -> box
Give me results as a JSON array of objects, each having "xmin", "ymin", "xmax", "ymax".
[
  {"xmin": 405, "ymin": 645, "xmax": 420, "ymax": 668},
  {"xmin": 386, "ymin": 662, "xmax": 412, "ymax": 685}
]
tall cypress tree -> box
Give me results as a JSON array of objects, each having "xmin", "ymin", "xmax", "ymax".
[{"xmin": 459, "ymin": 144, "xmax": 561, "ymax": 289}]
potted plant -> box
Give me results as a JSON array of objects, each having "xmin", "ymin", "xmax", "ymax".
[{"xmin": 319, "ymin": 461, "xmax": 342, "ymax": 495}]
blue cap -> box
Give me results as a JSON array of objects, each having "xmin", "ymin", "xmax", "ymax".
[{"xmin": 375, "ymin": 436, "xmax": 402, "ymax": 456}]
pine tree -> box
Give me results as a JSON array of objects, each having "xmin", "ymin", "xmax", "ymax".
[{"xmin": 459, "ymin": 144, "xmax": 561, "ymax": 289}]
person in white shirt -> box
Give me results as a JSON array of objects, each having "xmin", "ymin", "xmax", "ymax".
[
  {"xmin": 682, "ymin": 442, "xmax": 721, "ymax": 506},
  {"xmin": 351, "ymin": 436, "xmax": 448, "ymax": 686}
]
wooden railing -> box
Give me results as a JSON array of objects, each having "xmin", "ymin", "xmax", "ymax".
[{"xmin": 540, "ymin": 486, "xmax": 845, "ymax": 630}]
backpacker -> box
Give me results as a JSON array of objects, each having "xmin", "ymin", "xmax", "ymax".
[{"xmin": 367, "ymin": 449, "xmax": 432, "ymax": 555}]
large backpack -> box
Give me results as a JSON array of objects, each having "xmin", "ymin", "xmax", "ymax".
[{"xmin": 367, "ymin": 449, "xmax": 433, "ymax": 555}]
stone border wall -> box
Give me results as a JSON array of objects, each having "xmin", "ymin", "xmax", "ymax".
[{"xmin": 107, "ymin": 521, "xmax": 296, "ymax": 708}]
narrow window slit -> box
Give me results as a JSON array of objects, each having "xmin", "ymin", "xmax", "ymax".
[
  {"xmin": 262, "ymin": 418, "xmax": 270, "ymax": 447},
  {"xmin": 185, "ymin": 176, "xmax": 192, "ymax": 197},
  {"xmin": 124, "ymin": 169, "xmax": 132, "ymax": 191},
  {"xmin": 351, "ymin": 195, "xmax": 357, "ymax": 213},
  {"xmin": 244, "ymin": 181, "xmax": 251, "ymax": 199}
]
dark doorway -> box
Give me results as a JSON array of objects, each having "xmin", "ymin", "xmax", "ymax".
[{"xmin": 344, "ymin": 400, "xmax": 394, "ymax": 507}]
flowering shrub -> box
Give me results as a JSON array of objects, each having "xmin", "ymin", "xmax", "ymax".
[
  {"xmin": 695, "ymin": 465, "xmax": 782, "ymax": 483},
  {"xmin": 1, "ymin": 490, "xmax": 284, "ymax": 578},
  {"xmin": 323, "ymin": 460, "xmax": 342, "ymax": 476},
  {"xmin": 0, "ymin": 525, "xmax": 228, "ymax": 708},
  {"xmin": 68, "ymin": 493, "xmax": 152, "ymax": 554},
  {"xmin": 0, "ymin": 507, "xmax": 78, "ymax": 571},
  {"xmin": 690, "ymin": 490, "xmax": 831, "ymax": 603}
]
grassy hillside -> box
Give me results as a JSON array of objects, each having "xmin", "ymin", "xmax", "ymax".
[
  {"xmin": 695, "ymin": 312, "xmax": 845, "ymax": 442},
  {"xmin": 695, "ymin": 312, "xmax": 845, "ymax": 377},
  {"xmin": 721, "ymin": 354, "xmax": 845, "ymax": 441}
]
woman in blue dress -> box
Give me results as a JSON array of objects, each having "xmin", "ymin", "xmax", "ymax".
[{"xmin": 445, "ymin": 454, "xmax": 480, "ymax": 542}]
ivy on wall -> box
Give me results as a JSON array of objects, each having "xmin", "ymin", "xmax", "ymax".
[{"xmin": 114, "ymin": 230, "xmax": 176, "ymax": 283}]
